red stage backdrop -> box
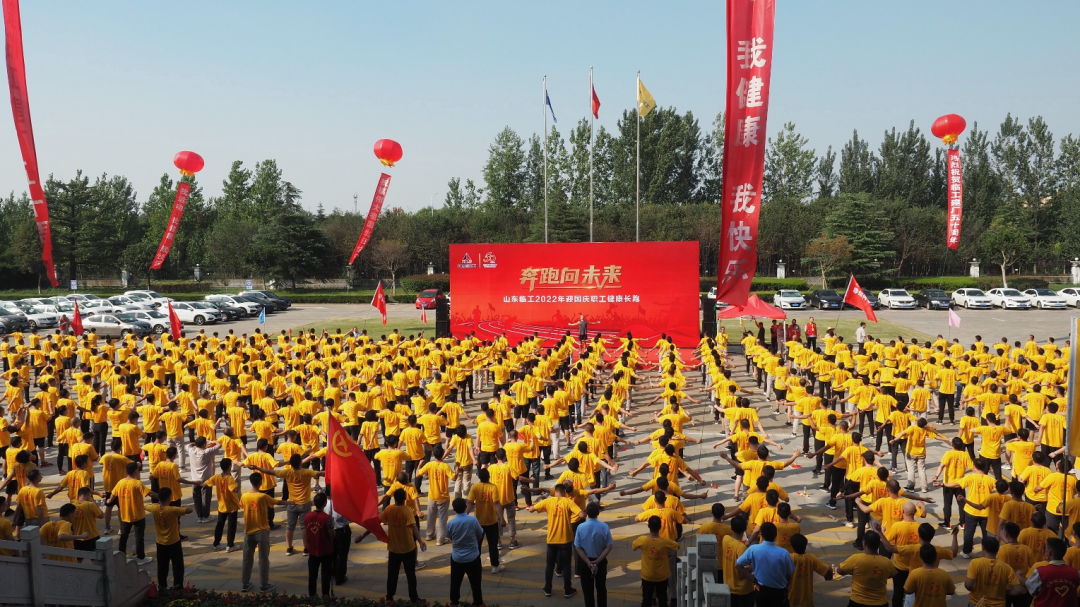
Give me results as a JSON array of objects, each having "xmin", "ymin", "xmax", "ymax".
[{"xmin": 449, "ymin": 242, "xmax": 700, "ymax": 347}]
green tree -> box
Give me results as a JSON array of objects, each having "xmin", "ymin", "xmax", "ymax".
[
  {"xmin": 823, "ymin": 193, "xmax": 894, "ymax": 278},
  {"xmin": 482, "ymin": 126, "xmax": 526, "ymax": 211},
  {"xmin": 803, "ymin": 234, "xmax": 853, "ymax": 289},
  {"xmin": 873, "ymin": 120, "xmax": 934, "ymax": 206},
  {"xmin": 980, "ymin": 214, "xmax": 1032, "ymax": 288},
  {"xmin": 839, "ymin": 130, "xmax": 876, "ymax": 194},
  {"xmin": 815, "ymin": 146, "xmax": 838, "ymax": 199},
  {"xmin": 763, "ymin": 122, "xmax": 816, "ymax": 202}
]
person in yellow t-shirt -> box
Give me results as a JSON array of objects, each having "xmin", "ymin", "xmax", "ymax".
[
  {"xmin": 529, "ymin": 483, "xmax": 584, "ymax": 596},
  {"xmin": 789, "ymin": 533, "xmax": 834, "ymax": 607},
  {"xmin": 107, "ymin": 460, "xmax": 153, "ymax": 564},
  {"xmin": 903, "ymin": 544, "xmax": 956, "ymax": 607},
  {"xmin": 963, "ymin": 536, "xmax": 1023, "ymax": 607},
  {"xmin": 938, "ymin": 458, "xmax": 996, "ymax": 557},
  {"xmin": 146, "ymin": 486, "xmax": 192, "ymax": 589},
  {"xmin": 40, "ymin": 503, "xmax": 87, "ymax": 563},
  {"xmin": 415, "ymin": 445, "xmax": 455, "ymax": 545},
  {"xmin": 239, "ymin": 473, "xmax": 277, "ymax": 593},
  {"xmin": 248, "ymin": 453, "xmax": 321, "ymax": 556},
  {"xmin": 633, "ymin": 515, "xmax": 681, "ymax": 607},
  {"xmin": 380, "ymin": 488, "xmax": 426, "ymax": 603},
  {"xmin": 721, "ymin": 515, "xmax": 755, "ymax": 602},
  {"xmin": 205, "ymin": 458, "xmax": 241, "ymax": 551},
  {"xmin": 838, "ymin": 531, "xmax": 897, "ymax": 607}
]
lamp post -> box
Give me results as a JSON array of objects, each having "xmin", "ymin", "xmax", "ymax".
[
  {"xmin": 430, "ymin": 192, "xmax": 439, "ymax": 217},
  {"xmin": 194, "ymin": 264, "xmax": 202, "ymax": 283}
]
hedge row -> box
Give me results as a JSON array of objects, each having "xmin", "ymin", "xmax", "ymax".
[
  {"xmin": 698, "ymin": 277, "xmax": 810, "ymax": 292},
  {"xmin": 399, "ymin": 273, "xmax": 451, "ymax": 293}
]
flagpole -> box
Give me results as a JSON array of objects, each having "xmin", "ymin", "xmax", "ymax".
[
  {"xmin": 544, "ymin": 74, "xmax": 549, "ymax": 244},
  {"xmin": 589, "ymin": 66, "xmax": 594, "ymax": 243},
  {"xmin": 636, "ymin": 71, "xmax": 640, "ymax": 242}
]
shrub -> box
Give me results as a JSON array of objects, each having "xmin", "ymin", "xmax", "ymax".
[
  {"xmin": 893, "ymin": 276, "xmax": 979, "ymax": 291},
  {"xmin": 400, "ymin": 273, "xmax": 450, "ymax": 293},
  {"xmin": 699, "ymin": 277, "xmax": 808, "ymax": 292}
]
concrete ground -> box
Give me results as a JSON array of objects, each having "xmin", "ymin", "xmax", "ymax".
[{"xmin": 19, "ymin": 304, "xmax": 1077, "ymax": 606}]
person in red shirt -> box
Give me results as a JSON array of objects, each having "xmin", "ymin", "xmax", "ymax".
[
  {"xmin": 304, "ymin": 493, "xmax": 335, "ymax": 597},
  {"xmin": 786, "ymin": 320, "xmax": 802, "ymax": 343},
  {"xmin": 804, "ymin": 318, "xmax": 818, "ymax": 350}
]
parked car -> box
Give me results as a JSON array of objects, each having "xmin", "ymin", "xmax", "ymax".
[
  {"xmin": 0, "ymin": 302, "xmax": 30, "ymax": 331},
  {"xmin": 11, "ymin": 302, "xmax": 59, "ymax": 330},
  {"xmin": 914, "ymin": 289, "xmax": 952, "ymax": 310},
  {"xmin": 252, "ymin": 290, "xmax": 291, "ymax": 309},
  {"xmin": 80, "ymin": 313, "xmax": 153, "ymax": 338},
  {"xmin": 66, "ymin": 293, "xmax": 103, "ymax": 303},
  {"xmin": 204, "ymin": 300, "xmax": 243, "ymax": 321},
  {"xmin": 123, "ymin": 290, "xmax": 171, "ymax": 308},
  {"xmin": 986, "ymin": 288, "xmax": 1032, "ymax": 309},
  {"xmin": 206, "ymin": 294, "xmax": 263, "ymax": 316},
  {"xmin": 1022, "ymin": 289, "xmax": 1068, "ymax": 309},
  {"xmin": 240, "ymin": 291, "xmax": 288, "ymax": 311},
  {"xmin": 877, "ymin": 289, "xmax": 917, "ymax": 309},
  {"xmin": 415, "ymin": 289, "xmax": 442, "ymax": 309},
  {"xmin": 126, "ymin": 310, "xmax": 177, "ymax": 335},
  {"xmin": 1057, "ymin": 287, "xmax": 1080, "ymax": 307},
  {"xmin": 168, "ymin": 301, "xmax": 220, "ymax": 325},
  {"xmin": 80, "ymin": 300, "xmax": 125, "ymax": 315},
  {"xmin": 951, "ymin": 288, "xmax": 994, "ymax": 309},
  {"xmin": 772, "ymin": 290, "xmax": 807, "ymax": 310},
  {"xmin": 808, "ymin": 289, "xmax": 844, "ymax": 309},
  {"xmin": 108, "ymin": 295, "xmax": 155, "ymax": 311}
]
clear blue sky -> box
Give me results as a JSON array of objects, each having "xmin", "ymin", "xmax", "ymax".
[{"xmin": 2, "ymin": 1, "xmax": 1078, "ymax": 213}]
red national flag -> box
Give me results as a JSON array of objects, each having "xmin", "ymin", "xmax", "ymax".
[
  {"xmin": 71, "ymin": 299, "xmax": 83, "ymax": 335},
  {"xmin": 372, "ymin": 282, "xmax": 387, "ymax": 325},
  {"xmin": 842, "ymin": 275, "xmax": 878, "ymax": 323},
  {"xmin": 591, "ymin": 84, "xmax": 601, "ymax": 119},
  {"xmin": 166, "ymin": 300, "xmax": 182, "ymax": 340},
  {"xmin": 326, "ymin": 414, "xmax": 388, "ymax": 543}
]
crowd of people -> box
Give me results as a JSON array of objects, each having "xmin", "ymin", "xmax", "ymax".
[{"xmin": 0, "ymin": 317, "xmax": 1078, "ymax": 607}]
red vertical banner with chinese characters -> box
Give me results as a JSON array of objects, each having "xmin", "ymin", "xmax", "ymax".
[
  {"xmin": 946, "ymin": 149, "xmax": 963, "ymax": 250},
  {"xmin": 150, "ymin": 182, "xmax": 190, "ymax": 269},
  {"xmin": 349, "ymin": 173, "xmax": 391, "ymax": 264},
  {"xmin": 449, "ymin": 242, "xmax": 700, "ymax": 347},
  {"xmin": 717, "ymin": 0, "xmax": 775, "ymax": 306}
]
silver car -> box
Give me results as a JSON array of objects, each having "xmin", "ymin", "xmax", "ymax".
[
  {"xmin": 80, "ymin": 313, "xmax": 152, "ymax": 338},
  {"xmin": 12, "ymin": 303, "xmax": 59, "ymax": 330}
]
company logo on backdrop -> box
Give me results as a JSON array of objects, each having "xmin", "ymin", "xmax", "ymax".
[
  {"xmin": 482, "ymin": 252, "xmax": 497, "ymax": 268},
  {"xmin": 458, "ymin": 253, "xmax": 476, "ymax": 269}
]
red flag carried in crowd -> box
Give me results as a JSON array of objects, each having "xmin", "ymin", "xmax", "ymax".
[
  {"xmin": 843, "ymin": 275, "xmax": 878, "ymax": 323},
  {"xmin": 166, "ymin": 300, "xmax": 182, "ymax": 340},
  {"xmin": 372, "ymin": 282, "xmax": 387, "ymax": 325},
  {"xmin": 716, "ymin": 0, "xmax": 777, "ymax": 306},
  {"xmin": 71, "ymin": 299, "xmax": 83, "ymax": 335},
  {"xmin": 326, "ymin": 414, "xmax": 388, "ymax": 543}
]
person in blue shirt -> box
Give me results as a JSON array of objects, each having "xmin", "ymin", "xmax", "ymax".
[
  {"xmin": 735, "ymin": 522, "xmax": 795, "ymax": 607},
  {"xmin": 573, "ymin": 502, "xmax": 614, "ymax": 607},
  {"xmin": 446, "ymin": 497, "xmax": 484, "ymax": 607}
]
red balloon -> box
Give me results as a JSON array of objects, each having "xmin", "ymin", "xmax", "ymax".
[
  {"xmin": 373, "ymin": 139, "xmax": 403, "ymax": 167},
  {"xmin": 173, "ymin": 151, "xmax": 205, "ymax": 174},
  {"xmin": 931, "ymin": 114, "xmax": 966, "ymax": 144}
]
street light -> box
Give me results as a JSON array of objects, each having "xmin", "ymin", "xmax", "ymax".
[
  {"xmin": 194, "ymin": 264, "xmax": 202, "ymax": 282},
  {"xmin": 430, "ymin": 192, "xmax": 440, "ymax": 216}
]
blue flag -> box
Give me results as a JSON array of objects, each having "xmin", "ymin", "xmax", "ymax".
[
  {"xmin": 258, "ymin": 307, "xmax": 265, "ymax": 324},
  {"xmin": 545, "ymin": 90, "xmax": 557, "ymax": 124}
]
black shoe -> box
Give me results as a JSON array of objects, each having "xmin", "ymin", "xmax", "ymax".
[
  {"xmin": 564, "ymin": 589, "xmax": 578, "ymax": 599},
  {"xmin": 543, "ymin": 589, "xmax": 553, "ymax": 597},
  {"xmin": 555, "ymin": 568, "xmax": 563, "ymax": 577},
  {"xmin": 938, "ymin": 522, "xmax": 951, "ymax": 529},
  {"xmin": 826, "ymin": 502, "xmax": 837, "ymax": 510}
]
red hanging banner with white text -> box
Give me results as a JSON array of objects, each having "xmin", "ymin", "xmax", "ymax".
[
  {"xmin": 4, "ymin": 0, "xmax": 58, "ymax": 286},
  {"xmin": 717, "ymin": 0, "xmax": 775, "ymax": 306},
  {"xmin": 349, "ymin": 172, "xmax": 391, "ymax": 264},
  {"xmin": 946, "ymin": 149, "xmax": 963, "ymax": 250},
  {"xmin": 150, "ymin": 181, "xmax": 190, "ymax": 270}
]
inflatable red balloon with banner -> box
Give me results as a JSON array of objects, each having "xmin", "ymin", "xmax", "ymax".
[
  {"xmin": 373, "ymin": 139, "xmax": 403, "ymax": 167},
  {"xmin": 150, "ymin": 151, "xmax": 204, "ymax": 270},
  {"xmin": 350, "ymin": 141, "xmax": 401, "ymax": 264},
  {"xmin": 931, "ymin": 114, "xmax": 967, "ymax": 145}
]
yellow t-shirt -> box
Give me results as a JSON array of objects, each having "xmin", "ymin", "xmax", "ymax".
[
  {"xmin": 965, "ymin": 557, "xmax": 1017, "ymax": 607},
  {"xmin": 959, "ymin": 473, "xmax": 996, "ymax": 517},
  {"xmin": 240, "ymin": 491, "xmax": 275, "ymax": 534},
  {"xmin": 380, "ymin": 504, "xmax": 417, "ymax": 554},
  {"xmin": 112, "ymin": 478, "xmax": 150, "ymax": 523},
  {"xmin": 467, "ymin": 482, "xmax": 498, "ymax": 526},
  {"xmin": 839, "ymin": 553, "xmax": 897, "ymax": 605},
  {"xmin": 632, "ymin": 535, "xmax": 680, "ymax": 582},
  {"xmin": 533, "ymin": 496, "xmax": 581, "ymax": 544},
  {"xmin": 416, "ymin": 460, "xmax": 452, "ymax": 502},
  {"xmin": 722, "ymin": 535, "xmax": 753, "ymax": 595},
  {"xmin": 274, "ymin": 467, "xmax": 320, "ymax": 505},
  {"xmin": 205, "ymin": 474, "xmax": 240, "ymax": 513},
  {"xmin": 903, "ymin": 566, "xmax": 955, "ymax": 607},
  {"xmin": 146, "ymin": 504, "xmax": 186, "ymax": 545},
  {"xmin": 789, "ymin": 552, "xmax": 830, "ymax": 606}
]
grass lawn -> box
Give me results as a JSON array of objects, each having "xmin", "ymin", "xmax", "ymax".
[
  {"xmin": 291, "ymin": 317, "xmax": 434, "ymax": 337},
  {"xmin": 717, "ymin": 316, "xmax": 936, "ymax": 345}
]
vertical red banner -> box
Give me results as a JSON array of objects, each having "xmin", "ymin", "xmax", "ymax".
[
  {"xmin": 946, "ymin": 149, "xmax": 963, "ymax": 250},
  {"xmin": 150, "ymin": 181, "xmax": 191, "ymax": 269},
  {"xmin": 4, "ymin": 0, "xmax": 58, "ymax": 286},
  {"xmin": 349, "ymin": 172, "xmax": 391, "ymax": 264},
  {"xmin": 717, "ymin": 0, "xmax": 775, "ymax": 306}
]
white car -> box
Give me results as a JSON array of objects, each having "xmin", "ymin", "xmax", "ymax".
[
  {"xmin": 987, "ymin": 288, "xmax": 1031, "ymax": 309},
  {"xmin": 79, "ymin": 299, "xmax": 125, "ymax": 315},
  {"xmin": 1022, "ymin": 289, "xmax": 1068, "ymax": 309},
  {"xmin": 168, "ymin": 301, "xmax": 220, "ymax": 325},
  {"xmin": 11, "ymin": 303, "xmax": 59, "ymax": 330},
  {"xmin": 1057, "ymin": 287, "xmax": 1080, "ymax": 307},
  {"xmin": 127, "ymin": 310, "xmax": 178, "ymax": 335},
  {"xmin": 951, "ymin": 288, "xmax": 994, "ymax": 309},
  {"xmin": 66, "ymin": 293, "xmax": 103, "ymax": 303},
  {"xmin": 772, "ymin": 290, "xmax": 807, "ymax": 310},
  {"xmin": 124, "ymin": 290, "xmax": 171, "ymax": 308},
  {"xmin": 206, "ymin": 294, "xmax": 262, "ymax": 316},
  {"xmin": 108, "ymin": 295, "xmax": 155, "ymax": 311},
  {"xmin": 877, "ymin": 289, "xmax": 917, "ymax": 309}
]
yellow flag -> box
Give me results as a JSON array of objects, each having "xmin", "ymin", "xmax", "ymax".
[{"xmin": 637, "ymin": 78, "xmax": 656, "ymax": 117}]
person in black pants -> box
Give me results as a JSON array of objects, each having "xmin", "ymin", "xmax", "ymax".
[
  {"xmin": 633, "ymin": 515, "xmax": 679, "ymax": 607},
  {"xmin": 447, "ymin": 498, "xmax": 484, "ymax": 607},
  {"xmin": 147, "ymin": 487, "xmax": 192, "ymax": 589},
  {"xmin": 574, "ymin": 502, "xmax": 613, "ymax": 607},
  {"xmin": 384, "ymin": 488, "xmax": 427, "ymax": 603},
  {"xmin": 326, "ymin": 487, "xmax": 352, "ymax": 585},
  {"xmin": 305, "ymin": 493, "xmax": 335, "ymax": 597}
]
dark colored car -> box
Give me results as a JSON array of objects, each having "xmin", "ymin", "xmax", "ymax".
[
  {"xmin": 915, "ymin": 289, "xmax": 952, "ymax": 309},
  {"xmin": 0, "ymin": 304, "xmax": 29, "ymax": 331},
  {"xmin": 242, "ymin": 291, "xmax": 289, "ymax": 311},
  {"xmin": 205, "ymin": 300, "xmax": 244, "ymax": 321},
  {"xmin": 254, "ymin": 290, "xmax": 291, "ymax": 310},
  {"xmin": 808, "ymin": 289, "xmax": 844, "ymax": 309}
]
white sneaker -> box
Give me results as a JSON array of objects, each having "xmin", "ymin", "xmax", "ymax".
[
  {"xmin": 960, "ymin": 552, "xmax": 971, "ymax": 560},
  {"xmin": 492, "ymin": 564, "xmax": 506, "ymax": 574},
  {"xmin": 845, "ymin": 522, "xmax": 855, "ymax": 528},
  {"xmin": 136, "ymin": 557, "xmax": 153, "ymax": 566}
]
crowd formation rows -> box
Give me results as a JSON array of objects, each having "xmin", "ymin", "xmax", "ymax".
[{"xmin": 0, "ymin": 319, "xmax": 1078, "ymax": 607}]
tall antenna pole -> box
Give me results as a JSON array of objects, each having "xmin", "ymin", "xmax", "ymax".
[{"xmin": 544, "ymin": 74, "xmax": 549, "ymax": 243}]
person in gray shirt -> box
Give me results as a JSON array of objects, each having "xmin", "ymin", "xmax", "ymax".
[
  {"xmin": 446, "ymin": 497, "xmax": 484, "ymax": 607},
  {"xmin": 185, "ymin": 436, "xmax": 220, "ymax": 523}
]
